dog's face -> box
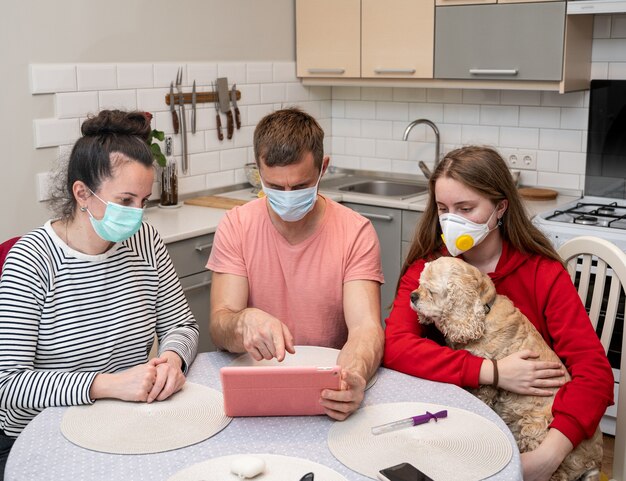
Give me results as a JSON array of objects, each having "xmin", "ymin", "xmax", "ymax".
[{"xmin": 411, "ymin": 257, "xmax": 496, "ymax": 344}]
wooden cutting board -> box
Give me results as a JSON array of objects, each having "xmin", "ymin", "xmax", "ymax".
[
  {"xmin": 518, "ymin": 187, "xmax": 558, "ymax": 200},
  {"xmin": 184, "ymin": 195, "xmax": 248, "ymax": 210}
]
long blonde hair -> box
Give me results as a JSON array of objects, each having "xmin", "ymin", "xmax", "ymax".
[{"xmin": 400, "ymin": 146, "xmax": 562, "ymax": 281}]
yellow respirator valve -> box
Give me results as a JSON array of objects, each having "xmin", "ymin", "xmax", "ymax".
[{"xmin": 455, "ymin": 234, "xmax": 475, "ymax": 251}]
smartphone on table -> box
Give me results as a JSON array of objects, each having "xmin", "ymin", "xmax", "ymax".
[{"xmin": 377, "ymin": 462, "xmax": 434, "ymax": 481}]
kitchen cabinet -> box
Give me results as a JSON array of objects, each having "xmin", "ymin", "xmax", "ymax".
[
  {"xmin": 343, "ymin": 203, "xmax": 423, "ymax": 324},
  {"xmin": 166, "ymin": 233, "xmax": 215, "ymax": 353},
  {"xmin": 436, "ymin": 0, "xmax": 560, "ymax": 5},
  {"xmin": 361, "ymin": 0, "xmax": 434, "ymax": 79},
  {"xmin": 295, "ymin": 0, "xmax": 360, "ymax": 78},
  {"xmin": 296, "ymin": 0, "xmax": 434, "ymax": 80},
  {"xmin": 435, "ymin": 2, "xmax": 565, "ymax": 81},
  {"xmin": 297, "ymin": 0, "xmax": 593, "ymax": 92},
  {"xmin": 401, "ymin": 210, "xmax": 421, "ymax": 264}
]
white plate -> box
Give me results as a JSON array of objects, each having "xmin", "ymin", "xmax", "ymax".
[
  {"xmin": 230, "ymin": 345, "xmax": 378, "ymax": 390},
  {"xmin": 167, "ymin": 453, "xmax": 349, "ymax": 481}
]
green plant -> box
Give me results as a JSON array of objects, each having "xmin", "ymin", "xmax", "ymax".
[{"xmin": 144, "ymin": 112, "xmax": 167, "ymax": 167}]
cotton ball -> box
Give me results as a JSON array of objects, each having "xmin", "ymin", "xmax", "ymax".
[{"xmin": 230, "ymin": 456, "xmax": 266, "ymax": 479}]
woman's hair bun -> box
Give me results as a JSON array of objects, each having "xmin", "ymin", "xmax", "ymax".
[{"xmin": 81, "ymin": 110, "xmax": 151, "ymax": 142}]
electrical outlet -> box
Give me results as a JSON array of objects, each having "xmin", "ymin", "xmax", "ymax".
[{"xmin": 507, "ymin": 151, "xmax": 536, "ymax": 171}]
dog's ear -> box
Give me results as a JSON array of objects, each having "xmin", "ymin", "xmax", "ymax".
[{"xmin": 440, "ymin": 263, "xmax": 486, "ymax": 344}]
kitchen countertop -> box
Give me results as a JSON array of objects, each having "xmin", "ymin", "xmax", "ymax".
[{"xmin": 145, "ymin": 183, "xmax": 581, "ymax": 244}]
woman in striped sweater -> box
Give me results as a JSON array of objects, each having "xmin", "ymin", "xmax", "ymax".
[{"xmin": 0, "ymin": 110, "xmax": 199, "ymax": 476}]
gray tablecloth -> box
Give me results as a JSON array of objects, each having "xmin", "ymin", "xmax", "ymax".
[{"xmin": 5, "ymin": 352, "xmax": 522, "ymax": 481}]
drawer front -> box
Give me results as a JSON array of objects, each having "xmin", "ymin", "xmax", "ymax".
[
  {"xmin": 167, "ymin": 234, "xmax": 214, "ymax": 278},
  {"xmin": 435, "ymin": 2, "xmax": 566, "ymax": 81},
  {"xmin": 402, "ymin": 210, "xmax": 422, "ymax": 242}
]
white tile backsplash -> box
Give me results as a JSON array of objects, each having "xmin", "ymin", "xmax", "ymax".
[
  {"xmin": 30, "ymin": 64, "xmax": 77, "ymax": 94},
  {"xmin": 500, "ymin": 127, "xmax": 539, "ymax": 149},
  {"xmin": 246, "ymin": 62, "xmax": 273, "ymax": 84},
  {"xmin": 376, "ymin": 102, "xmax": 409, "ymax": 121},
  {"xmin": 55, "ymin": 92, "xmax": 99, "ymax": 119},
  {"xmin": 539, "ymin": 128, "xmax": 583, "ymax": 152},
  {"xmin": 34, "ymin": 118, "xmax": 80, "ymax": 148},
  {"xmin": 345, "ymin": 101, "xmax": 376, "ymax": 120},
  {"xmin": 217, "ymin": 63, "xmax": 247, "ymax": 85},
  {"xmin": 117, "ymin": 64, "xmax": 154, "ymax": 89},
  {"xmin": 186, "ymin": 63, "xmax": 218, "ymax": 86},
  {"xmin": 461, "ymin": 125, "xmax": 499, "ymax": 145},
  {"xmin": 273, "ymin": 62, "xmax": 298, "ymax": 83},
  {"xmin": 260, "ymin": 83, "xmax": 286, "ymax": 103},
  {"xmin": 98, "ymin": 89, "xmax": 137, "ymax": 111},
  {"xmin": 77, "ymin": 64, "xmax": 117, "ymax": 91},
  {"xmin": 519, "ymin": 106, "xmax": 561, "ymax": 129},
  {"xmin": 361, "ymin": 120, "xmax": 392, "ymax": 140},
  {"xmin": 479, "ymin": 105, "xmax": 518, "ymax": 127}
]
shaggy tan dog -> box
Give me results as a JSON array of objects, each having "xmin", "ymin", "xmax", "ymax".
[{"xmin": 411, "ymin": 256, "xmax": 602, "ymax": 481}]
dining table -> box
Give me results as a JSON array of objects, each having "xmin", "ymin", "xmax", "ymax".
[{"xmin": 5, "ymin": 351, "xmax": 523, "ymax": 481}]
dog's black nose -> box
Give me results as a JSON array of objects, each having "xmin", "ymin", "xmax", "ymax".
[{"xmin": 410, "ymin": 291, "xmax": 419, "ymax": 304}]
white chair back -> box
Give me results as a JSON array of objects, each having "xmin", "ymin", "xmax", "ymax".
[{"xmin": 558, "ymin": 236, "xmax": 626, "ymax": 481}]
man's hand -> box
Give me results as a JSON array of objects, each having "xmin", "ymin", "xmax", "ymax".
[
  {"xmin": 319, "ymin": 369, "xmax": 366, "ymax": 420},
  {"xmin": 237, "ymin": 308, "xmax": 295, "ymax": 361}
]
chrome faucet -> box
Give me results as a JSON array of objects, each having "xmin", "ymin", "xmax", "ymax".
[{"xmin": 402, "ymin": 119, "xmax": 440, "ymax": 179}]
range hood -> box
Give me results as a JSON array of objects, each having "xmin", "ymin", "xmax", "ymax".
[{"xmin": 568, "ymin": 0, "xmax": 626, "ymax": 14}]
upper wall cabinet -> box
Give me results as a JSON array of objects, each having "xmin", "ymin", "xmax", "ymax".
[
  {"xmin": 296, "ymin": 0, "xmax": 435, "ymax": 80},
  {"xmin": 435, "ymin": 2, "xmax": 565, "ymax": 81},
  {"xmin": 296, "ymin": 0, "xmax": 361, "ymax": 78},
  {"xmin": 361, "ymin": 0, "xmax": 434, "ymax": 79},
  {"xmin": 296, "ymin": 0, "xmax": 593, "ymax": 92},
  {"xmin": 435, "ymin": 0, "xmax": 561, "ymax": 5}
]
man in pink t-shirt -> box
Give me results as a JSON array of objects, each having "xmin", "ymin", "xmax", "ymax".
[{"xmin": 207, "ymin": 108, "xmax": 384, "ymax": 420}]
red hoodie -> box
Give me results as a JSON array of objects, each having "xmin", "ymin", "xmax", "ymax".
[{"xmin": 383, "ymin": 240, "xmax": 614, "ymax": 447}]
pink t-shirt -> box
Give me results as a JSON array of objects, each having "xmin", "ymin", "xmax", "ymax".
[{"xmin": 206, "ymin": 196, "xmax": 384, "ymax": 348}]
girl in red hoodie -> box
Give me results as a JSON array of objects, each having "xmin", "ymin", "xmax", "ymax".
[{"xmin": 384, "ymin": 146, "xmax": 613, "ymax": 481}]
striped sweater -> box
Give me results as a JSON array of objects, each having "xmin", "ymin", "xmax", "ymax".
[{"xmin": 0, "ymin": 221, "xmax": 199, "ymax": 437}]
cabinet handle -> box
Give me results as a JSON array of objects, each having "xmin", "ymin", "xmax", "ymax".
[
  {"xmin": 183, "ymin": 279, "xmax": 212, "ymax": 292},
  {"xmin": 359, "ymin": 213, "xmax": 394, "ymax": 222},
  {"xmin": 307, "ymin": 68, "xmax": 346, "ymax": 74},
  {"xmin": 374, "ymin": 68, "xmax": 416, "ymax": 75},
  {"xmin": 194, "ymin": 243, "xmax": 213, "ymax": 252},
  {"xmin": 469, "ymin": 69, "xmax": 518, "ymax": 76}
]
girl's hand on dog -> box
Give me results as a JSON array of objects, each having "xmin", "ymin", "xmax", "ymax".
[
  {"xmin": 496, "ymin": 350, "xmax": 567, "ymax": 396},
  {"xmin": 238, "ymin": 308, "xmax": 295, "ymax": 362},
  {"xmin": 319, "ymin": 369, "xmax": 366, "ymax": 421}
]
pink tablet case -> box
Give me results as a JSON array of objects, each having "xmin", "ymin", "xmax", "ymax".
[{"xmin": 220, "ymin": 365, "xmax": 341, "ymax": 416}]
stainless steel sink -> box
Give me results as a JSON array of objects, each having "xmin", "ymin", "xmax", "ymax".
[{"xmin": 337, "ymin": 180, "xmax": 428, "ymax": 199}]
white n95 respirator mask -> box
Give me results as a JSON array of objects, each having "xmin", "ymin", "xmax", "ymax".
[{"xmin": 439, "ymin": 209, "xmax": 498, "ymax": 257}]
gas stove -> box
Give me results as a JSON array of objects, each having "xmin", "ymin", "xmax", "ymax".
[{"xmin": 533, "ymin": 196, "xmax": 626, "ymax": 250}]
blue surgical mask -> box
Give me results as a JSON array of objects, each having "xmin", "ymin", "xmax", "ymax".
[
  {"xmin": 87, "ymin": 191, "xmax": 144, "ymax": 242},
  {"xmin": 261, "ymin": 169, "xmax": 323, "ymax": 222}
]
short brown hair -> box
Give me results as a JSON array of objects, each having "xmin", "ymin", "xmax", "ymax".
[
  {"xmin": 253, "ymin": 108, "xmax": 324, "ymax": 171},
  {"xmin": 400, "ymin": 145, "xmax": 562, "ymax": 284}
]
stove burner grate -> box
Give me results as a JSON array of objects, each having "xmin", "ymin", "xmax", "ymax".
[{"xmin": 546, "ymin": 201, "xmax": 626, "ymax": 229}]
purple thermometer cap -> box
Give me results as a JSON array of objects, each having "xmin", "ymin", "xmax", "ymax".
[{"xmin": 411, "ymin": 410, "xmax": 448, "ymax": 426}]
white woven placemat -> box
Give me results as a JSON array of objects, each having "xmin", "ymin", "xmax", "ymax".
[
  {"xmin": 230, "ymin": 345, "xmax": 378, "ymax": 390},
  {"xmin": 328, "ymin": 402, "xmax": 512, "ymax": 481},
  {"xmin": 167, "ymin": 453, "xmax": 349, "ymax": 481},
  {"xmin": 60, "ymin": 382, "xmax": 231, "ymax": 454}
]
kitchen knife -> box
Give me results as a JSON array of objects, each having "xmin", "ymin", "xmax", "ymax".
[
  {"xmin": 191, "ymin": 80, "xmax": 197, "ymax": 134},
  {"xmin": 169, "ymin": 82, "xmax": 179, "ymax": 135},
  {"xmin": 217, "ymin": 77, "xmax": 234, "ymax": 140},
  {"xmin": 231, "ymin": 83, "xmax": 241, "ymax": 130},
  {"xmin": 212, "ymin": 81, "xmax": 223, "ymax": 141}
]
